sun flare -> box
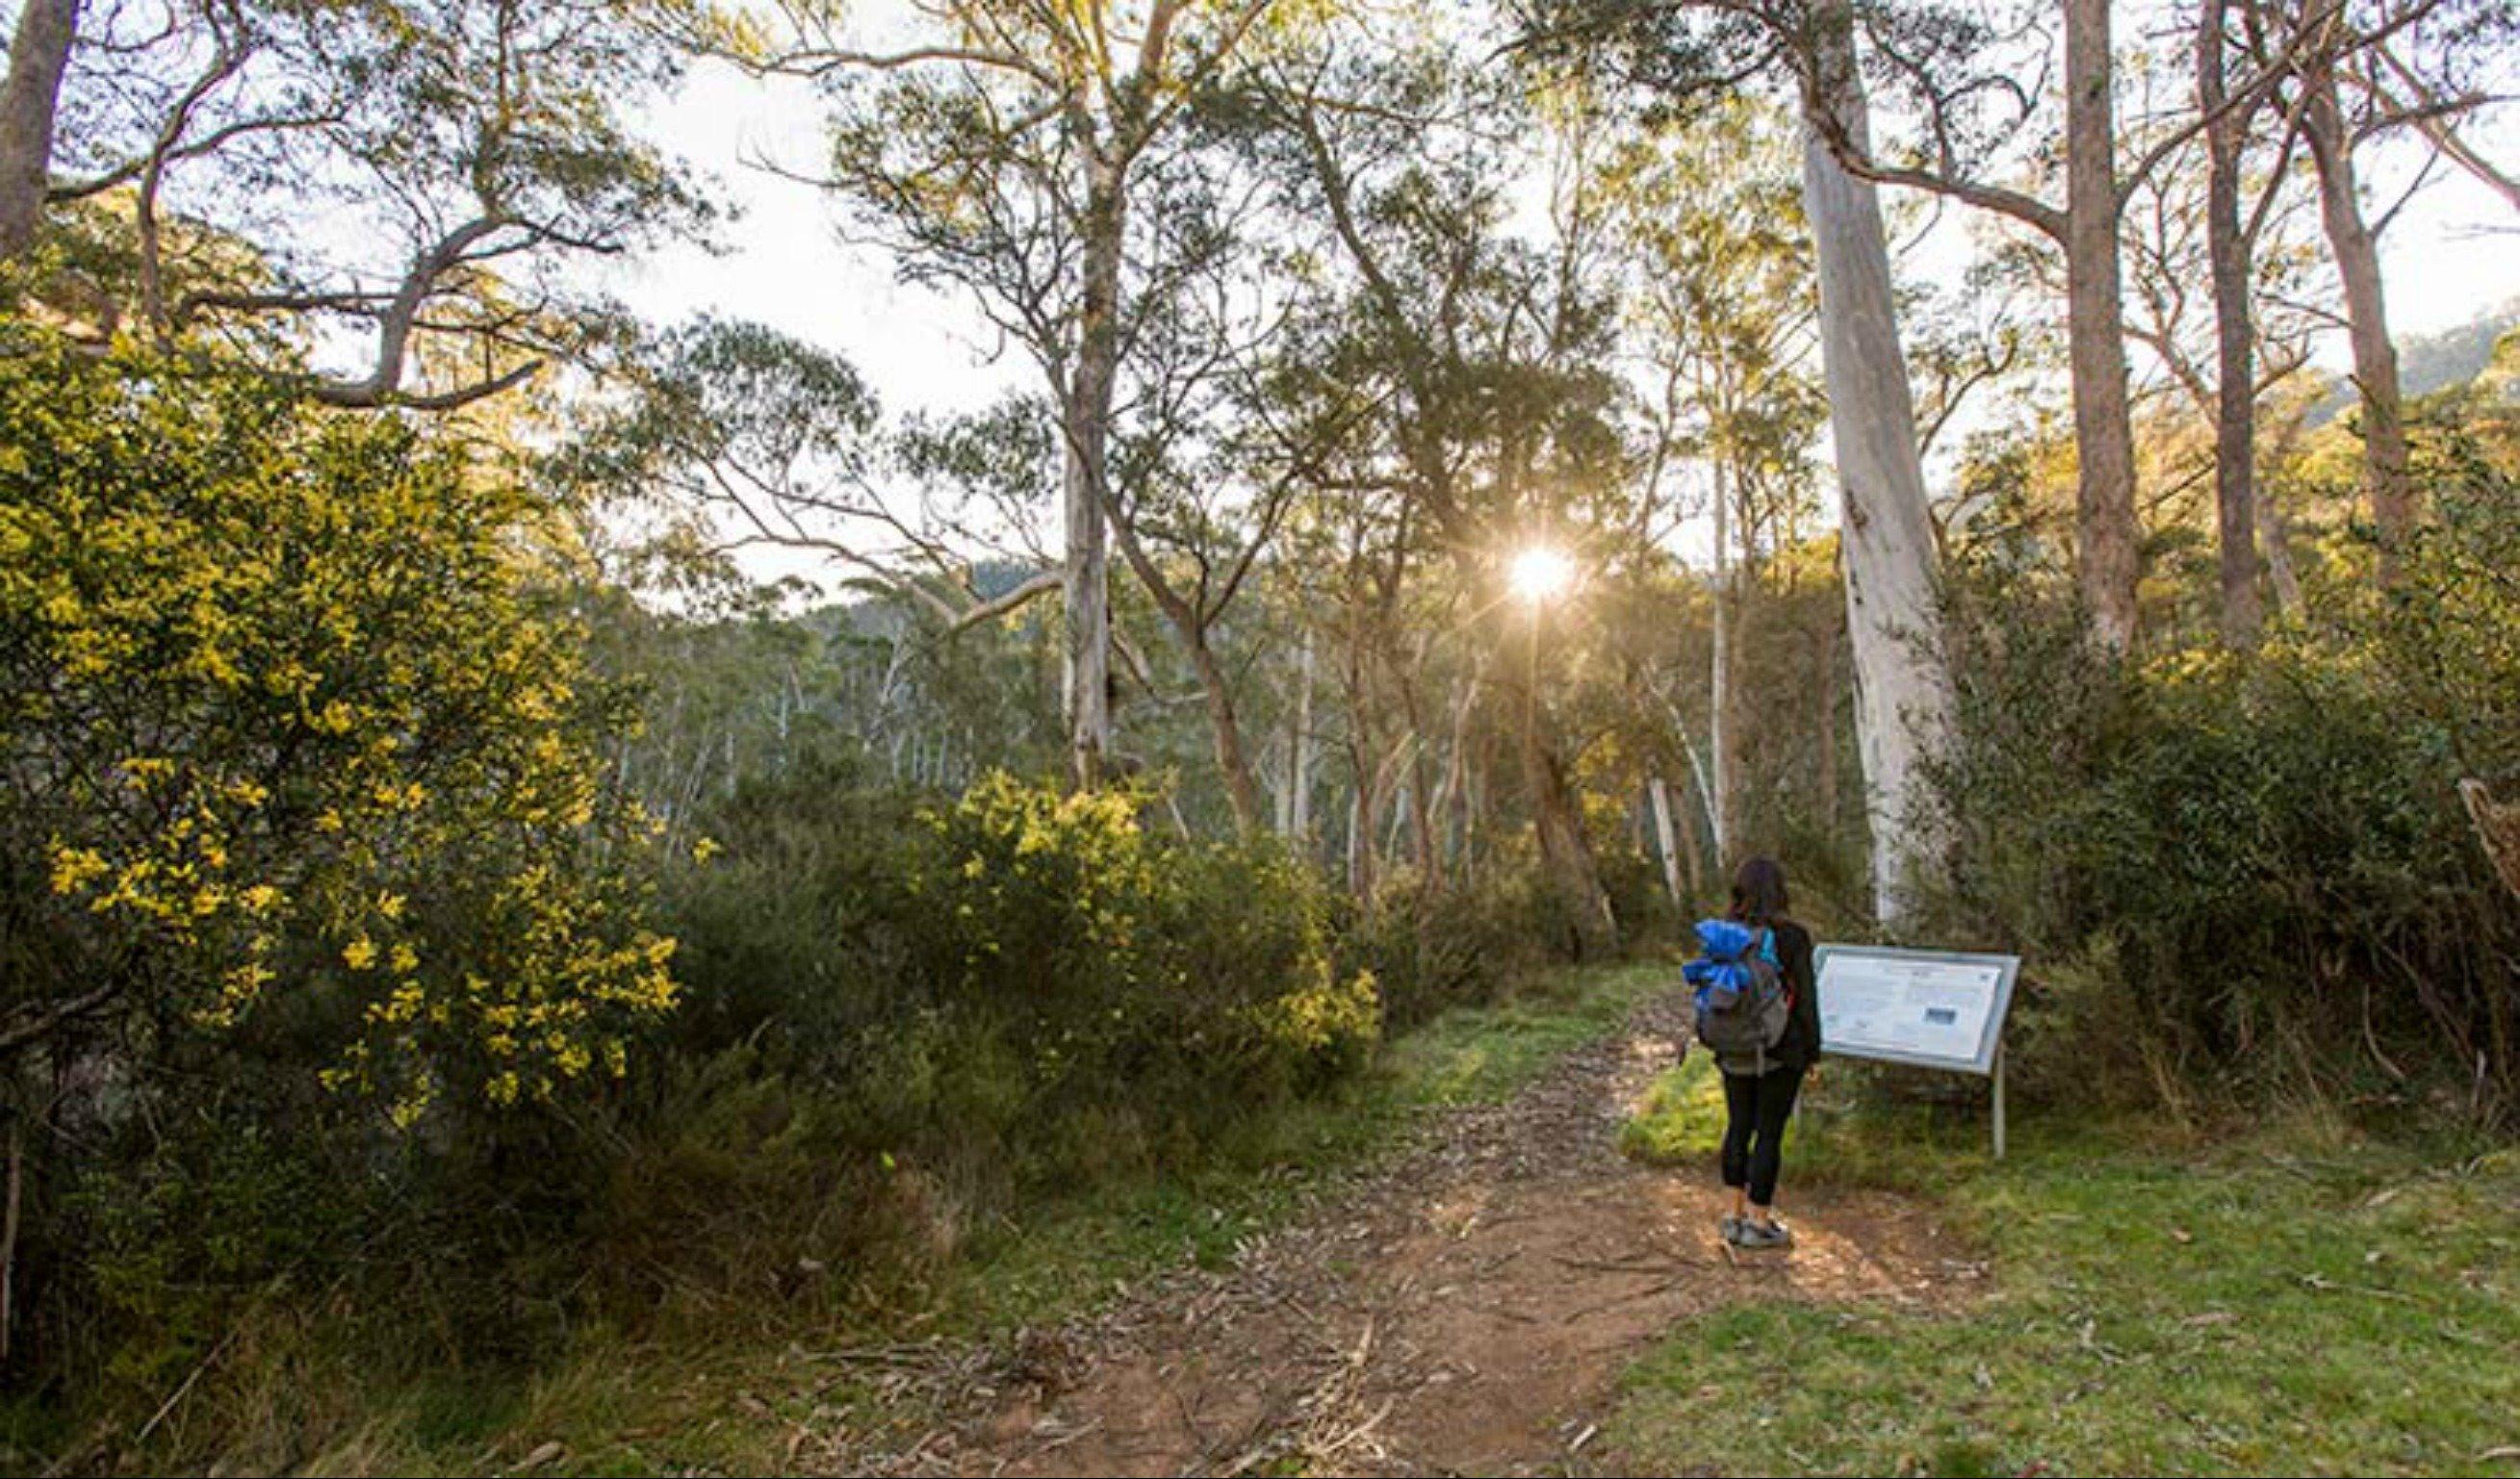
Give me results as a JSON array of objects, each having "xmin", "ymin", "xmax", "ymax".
[{"xmin": 1508, "ymin": 546, "xmax": 1576, "ymax": 604}]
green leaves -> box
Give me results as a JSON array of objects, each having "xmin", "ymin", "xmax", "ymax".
[{"xmin": 0, "ymin": 336, "xmax": 677, "ymax": 1121}]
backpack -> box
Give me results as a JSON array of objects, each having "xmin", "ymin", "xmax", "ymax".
[{"xmin": 1683, "ymin": 918, "xmax": 1792, "ymax": 1074}]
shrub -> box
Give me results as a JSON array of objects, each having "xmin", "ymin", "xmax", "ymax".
[
  {"xmin": 0, "ymin": 338, "xmax": 676, "ymax": 1123},
  {"xmin": 654, "ymin": 759, "xmax": 1380, "ymax": 1217},
  {"xmin": 1920, "ymin": 460, "xmax": 2520, "ymax": 1120},
  {"xmin": 0, "ymin": 337, "xmax": 679, "ymax": 1391},
  {"xmin": 1334, "ymin": 860, "xmax": 1556, "ymax": 1030}
]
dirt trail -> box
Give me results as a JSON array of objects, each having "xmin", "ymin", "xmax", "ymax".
[{"xmin": 842, "ymin": 990, "xmax": 1971, "ymax": 1477}]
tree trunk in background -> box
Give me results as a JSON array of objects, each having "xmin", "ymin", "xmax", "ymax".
[
  {"xmin": 1523, "ymin": 704, "xmax": 1616, "ymax": 957},
  {"xmin": 1523, "ymin": 605, "xmax": 1617, "ymax": 957},
  {"xmin": 1062, "ymin": 151, "xmax": 1123, "ymax": 787},
  {"xmin": 1430, "ymin": 658, "xmax": 1479, "ymax": 871},
  {"xmin": 0, "ymin": 0, "xmax": 77, "ymax": 264},
  {"xmin": 2302, "ymin": 60, "xmax": 2413, "ymax": 579},
  {"xmin": 1708, "ymin": 459, "xmax": 1734, "ymax": 867},
  {"xmin": 1813, "ymin": 613, "xmax": 1839, "ymax": 831},
  {"xmin": 1347, "ymin": 777, "xmax": 1375, "ymax": 900},
  {"xmin": 1799, "ymin": 1, "xmax": 1959, "ymax": 928},
  {"xmin": 1407, "ymin": 731, "xmax": 1439, "ymax": 886},
  {"xmin": 1185, "ymin": 638, "xmax": 1264, "ymax": 835},
  {"xmin": 1674, "ymin": 767, "xmax": 1706, "ymax": 900},
  {"xmin": 2063, "ymin": 0, "xmax": 2143, "ymax": 650},
  {"xmin": 1649, "ymin": 776, "xmax": 1686, "ymax": 909},
  {"xmin": 1287, "ymin": 629, "xmax": 1315, "ymax": 841},
  {"xmin": 2257, "ymin": 473, "xmax": 2304, "ymax": 616},
  {"xmin": 1344, "ymin": 625, "xmax": 1379, "ymax": 902},
  {"xmin": 2199, "ymin": 0, "xmax": 2264, "ymax": 646}
]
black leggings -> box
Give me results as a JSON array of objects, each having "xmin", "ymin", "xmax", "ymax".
[{"xmin": 1720, "ymin": 1061, "xmax": 1807, "ymax": 1208}]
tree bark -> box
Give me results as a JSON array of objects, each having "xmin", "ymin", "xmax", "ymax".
[
  {"xmin": 1649, "ymin": 775, "xmax": 1686, "ymax": 909},
  {"xmin": 1799, "ymin": 2, "xmax": 1960, "ymax": 927},
  {"xmin": 1186, "ymin": 638, "xmax": 1264, "ymax": 834},
  {"xmin": 0, "ymin": 0, "xmax": 77, "ymax": 264},
  {"xmin": 2301, "ymin": 57, "xmax": 2413, "ymax": 578},
  {"xmin": 2199, "ymin": 0, "xmax": 2264, "ymax": 646},
  {"xmin": 1523, "ymin": 603, "xmax": 1617, "ymax": 957},
  {"xmin": 1403, "ymin": 688, "xmax": 1440, "ymax": 887},
  {"xmin": 1708, "ymin": 458, "xmax": 1734, "ymax": 865},
  {"xmin": 1284, "ymin": 628, "xmax": 1316, "ymax": 840},
  {"xmin": 1063, "ymin": 148, "xmax": 1123, "ymax": 787},
  {"xmin": 2064, "ymin": 0, "xmax": 2144, "ymax": 650},
  {"xmin": 2256, "ymin": 446, "xmax": 2305, "ymax": 617}
]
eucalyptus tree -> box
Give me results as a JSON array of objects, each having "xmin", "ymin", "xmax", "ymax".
[
  {"xmin": 35, "ymin": 0, "xmax": 710, "ymax": 408},
  {"xmin": 2118, "ymin": 57, "xmax": 2328, "ymax": 642},
  {"xmin": 1523, "ymin": 0, "xmax": 1960, "ymax": 922},
  {"xmin": 702, "ymin": 0, "xmax": 1284, "ymax": 789},
  {"xmin": 2245, "ymin": 0, "xmax": 2520, "ymax": 579},
  {"xmin": 554, "ymin": 321, "xmax": 1074, "ymax": 800},
  {"xmin": 1606, "ymin": 95, "xmax": 1825, "ymax": 868},
  {"xmin": 1235, "ymin": 33, "xmax": 1628, "ymax": 951}
]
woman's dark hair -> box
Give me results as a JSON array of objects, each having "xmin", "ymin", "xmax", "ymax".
[{"xmin": 1729, "ymin": 856, "xmax": 1790, "ymax": 926}]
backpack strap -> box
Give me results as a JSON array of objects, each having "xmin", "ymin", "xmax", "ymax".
[{"xmin": 1762, "ymin": 927, "xmax": 1796, "ymax": 1012}]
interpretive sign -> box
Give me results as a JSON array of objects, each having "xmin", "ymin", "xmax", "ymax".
[
  {"xmin": 1814, "ymin": 944, "xmax": 2019, "ymax": 1075},
  {"xmin": 1813, "ymin": 943, "xmax": 2022, "ymax": 1156}
]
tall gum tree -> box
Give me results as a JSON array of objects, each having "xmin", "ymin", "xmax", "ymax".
[
  {"xmin": 1777, "ymin": 0, "xmax": 2316, "ymax": 650},
  {"xmin": 726, "ymin": 0, "xmax": 1283, "ymax": 789},
  {"xmin": 1247, "ymin": 41, "xmax": 1623, "ymax": 951},
  {"xmin": 1796, "ymin": 0, "xmax": 1956, "ymax": 924}
]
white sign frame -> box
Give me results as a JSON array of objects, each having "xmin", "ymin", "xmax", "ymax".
[{"xmin": 1813, "ymin": 943, "xmax": 2022, "ymax": 1158}]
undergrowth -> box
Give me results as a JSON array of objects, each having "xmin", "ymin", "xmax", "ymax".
[{"xmin": 8, "ymin": 963, "xmax": 1667, "ymax": 1476}]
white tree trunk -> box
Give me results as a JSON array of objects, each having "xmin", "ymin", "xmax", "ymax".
[
  {"xmin": 1800, "ymin": 5, "xmax": 1958, "ymax": 929},
  {"xmin": 1708, "ymin": 459, "xmax": 1733, "ymax": 867},
  {"xmin": 1063, "ymin": 150, "xmax": 1123, "ymax": 787},
  {"xmin": 1649, "ymin": 776, "xmax": 1685, "ymax": 908},
  {"xmin": 1289, "ymin": 628, "xmax": 1315, "ymax": 839}
]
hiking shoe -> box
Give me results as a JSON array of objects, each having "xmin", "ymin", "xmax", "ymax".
[
  {"xmin": 1736, "ymin": 1218, "xmax": 1794, "ymax": 1250},
  {"xmin": 1719, "ymin": 1214, "xmax": 1744, "ymax": 1245}
]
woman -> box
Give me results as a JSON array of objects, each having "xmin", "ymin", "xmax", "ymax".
[{"xmin": 1717, "ymin": 855, "xmax": 1820, "ymax": 1249}]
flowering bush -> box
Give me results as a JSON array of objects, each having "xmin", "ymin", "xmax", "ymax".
[{"xmin": 0, "ymin": 338, "xmax": 677, "ymax": 1121}]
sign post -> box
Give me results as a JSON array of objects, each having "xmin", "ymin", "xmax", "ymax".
[{"xmin": 1812, "ymin": 944, "xmax": 2021, "ymax": 1160}]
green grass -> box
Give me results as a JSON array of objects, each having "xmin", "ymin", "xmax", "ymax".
[
  {"xmin": 1623, "ymin": 1057, "xmax": 2002, "ymax": 1192},
  {"xmin": 1384, "ymin": 960, "xmax": 1670, "ymax": 1108},
  {"xmin": 1608, "ymin": 1077, "xmax": 2520, "ymax": 1477}
]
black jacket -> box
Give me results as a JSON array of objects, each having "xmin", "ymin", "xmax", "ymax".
[{"xmin": 1744, "ymin": 917, "xmax": 1821, "ymax": 1073}]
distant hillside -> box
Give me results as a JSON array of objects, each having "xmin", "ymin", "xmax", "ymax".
[{"xmin": 2310, "ymin": 302, "xmax": 2520, "ymax": 423}]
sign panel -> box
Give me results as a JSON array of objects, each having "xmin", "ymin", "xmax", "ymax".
[{"xmin": 1813, "ymin": 944, "xmax": 2020, "ymax": 1077}]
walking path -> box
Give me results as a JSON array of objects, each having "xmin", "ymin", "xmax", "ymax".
[{"xmin": 829, "ymin": 990, "xmax": 1973, "ymax": 1476}]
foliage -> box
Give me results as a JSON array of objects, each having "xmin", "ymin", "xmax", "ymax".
[
  {"xmin": 1916, "ymin": 453, "xmax": 2520, "ymax": 1116},
  {"xmin": 0, "ymin": 337, "xmax": 676, "ymax": 1119},
  {"xmin": 45, "ymin": 0, "xmax": 713, "ymax": 403},
  {"xmin": 659, "ymin": 758, "xmax": 1379, "ymax": 1189}
]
